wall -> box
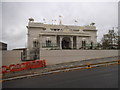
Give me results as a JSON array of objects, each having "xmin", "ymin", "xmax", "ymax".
[
  {"xmin": 28, "ymin": 28, "xmax": 42, "ymax": 51},
  {"xmin": 83, "ymin": 30, "xmax": 97, "ymax": 44},
  {"xmin": 1, "ymin": 50, "xmax": 118, "ymax": 66},
  {"xmin": 0, "ymin": 51, "xmax": 2, "ymax": 66},
  {"xmin": 2, "ymin": 50, "xmax": 22, "ymax": 66},
  {"xmin": 40, "ymin": 50, "xmax": 118, "ymax": 65}
]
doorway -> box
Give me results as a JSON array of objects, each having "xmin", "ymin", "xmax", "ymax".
[{"xmin": 62, "ymin": 37, "xmax": 71, "ymax": 49}]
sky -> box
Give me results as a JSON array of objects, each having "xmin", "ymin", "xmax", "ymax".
[{"xmin": 1, "ymin": 1, "xmax": 118, "ymax": 50}]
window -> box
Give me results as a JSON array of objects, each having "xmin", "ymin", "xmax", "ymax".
[
  {"xmin": 50, "ymin": 28, "xmax": 61, "ymax": 31},
  {"xmin": 43, "ymin": 28, "xmax": 46, "ymax": 30},
  {"xmin": 90, "ymin": 41, "xmax": 93, "ymax": 49},
  {"xmin": 82, "ymin": 40, "xmax": 86, "ymax": 47},
  {"xmin": 33, "ymin": 41, "xmax": 39, "ymax": 47},
  {"xmin": 46, "ymin": 40, "xmax": 51, "ymax": 47},
  {"xmin": 73, "ymin": 29, "xmax": 79, "ymax": 31}
]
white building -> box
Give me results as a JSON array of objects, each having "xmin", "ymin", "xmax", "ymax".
[{"xmin": 27, "ymin": 18, "xmax": 97, "ymax": 60}]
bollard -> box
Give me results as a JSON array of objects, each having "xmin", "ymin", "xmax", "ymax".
[
  {"xmin": 118, "ymin": 60, "xmax": 120, "ymax": 64},
  {"xmin": 86, "ymin": 63, "xmax": 91, "ymax": 69}
]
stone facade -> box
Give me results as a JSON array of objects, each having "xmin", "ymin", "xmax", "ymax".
[{"xmin": 27, "ymin": 18, "xmax": 97, "ymax": 60}]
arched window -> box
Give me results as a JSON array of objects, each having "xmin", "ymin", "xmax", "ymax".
[
  {"xmin": 90, "ymin": 41, "xmax": 93, "ymax": 49},
  {"xmin": 82, "ymin": 40, "xmax": 86, "ymax": 47},
  {"xmin": 46, "ymin": 40, "xmax": 51, "ymax": 47},
  {"xmin": 33, "ymin": 40, "xmax": 39, "ymax": 47}
]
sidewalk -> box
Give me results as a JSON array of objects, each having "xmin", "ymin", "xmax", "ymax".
[{"xmin": 2, "ymin": 56, "xmax": 119, "ymax": 79}]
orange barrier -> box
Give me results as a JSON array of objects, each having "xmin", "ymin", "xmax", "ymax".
[
  {"xmin": 2, "ymin": 66, "xmax": 8, "ymax": 73},
  {"xmin": 1, "ymin": 60, "xmax": 46, "ymax": 74}
]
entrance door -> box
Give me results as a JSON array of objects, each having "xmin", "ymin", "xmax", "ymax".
[{"xmin": 62, "ymin": 37, "xmax": 71, "ymax": 49}]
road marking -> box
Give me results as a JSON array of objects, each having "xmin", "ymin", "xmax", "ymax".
[
  {"xmin": 2, "ymin": 60, "xmax": 119, "ymax": 82},
  {"xmin": 0, "ymin": 80, "xmax": 2, "ymax": 83}
]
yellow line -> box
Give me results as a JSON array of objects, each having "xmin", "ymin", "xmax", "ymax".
[
  {"xmin": 1, "ymin": 59, "xmax": 120, "ymax": 82},
  {"xmin": 0, "ymin": 80, "xmax": 3, "ymax": 83}
]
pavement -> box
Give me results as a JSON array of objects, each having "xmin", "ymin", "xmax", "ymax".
[
  {"xmin": 2, "ymin": 64, "xmax": 119, "ymax": 88},
  {"xmin": 2, "ymin": 56, "xmax": 119, "ymax": 80}
]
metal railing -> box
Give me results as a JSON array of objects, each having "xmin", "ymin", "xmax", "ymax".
[
  {"xmin": 41, "ymin": 43, "xmax": 58, "ymax": 48},
  {"xmin": 41, "ymin": 43, "xmax": 98, "ymax": 48}
]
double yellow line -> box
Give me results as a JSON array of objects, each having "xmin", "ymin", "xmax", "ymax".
[
  {"xmin": 1, "ymin": 59, "xmax": 120, "ymax": 83},
  {"xmin": 85, "ymin": 60, "xmax": 120, "ymax": 69}
]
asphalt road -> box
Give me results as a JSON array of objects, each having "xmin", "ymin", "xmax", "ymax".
[{"xmin": 3, "ymin": 64, "xmax": 118, "ymax": 88}]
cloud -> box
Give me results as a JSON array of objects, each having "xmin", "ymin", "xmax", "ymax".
[{"xmin": 2, "ymin": 2, "xmax": 118, "ymax": 50}]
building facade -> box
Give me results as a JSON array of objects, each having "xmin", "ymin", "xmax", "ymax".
[
  {"xmin": 13, "ymin": 48, "xmax": 27, "ymax": 61},
  {"xmin": 27, "ymin": 18, "xmax": 97, "ymax": 60},
  {"xmin": 0, "ymin": 42, "xmax": 7, "ymax": 50}
]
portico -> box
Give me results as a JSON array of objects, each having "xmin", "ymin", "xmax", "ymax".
[{"xmin": 39, "ymin": 32, "xmax": 91, "ymax": 50}]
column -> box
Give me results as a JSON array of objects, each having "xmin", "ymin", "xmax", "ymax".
[
  {"xmin": 39, "ymin": 34, "xmax": 42, "ymax": 60},
  {"xmin": 60, "ymin": 36, "xmax": 62, "ymax": 49},
  {"xmin": 76, "ymin": 36, "xmax": 79, "ymax": 49},
  {"xmin": 70, "ymin": 36, "xmax": 73, "ymax": 49},
  {"xmin": 26, "ymin": 33, "xmax": 31, "ymax": 60},
  {"xmin": 26, "ymin": 48, "xmax": 30, "ymax": 60},
  {"xmin": 39, "ymin": 34, "xmax": 42, "ymax": 49}
]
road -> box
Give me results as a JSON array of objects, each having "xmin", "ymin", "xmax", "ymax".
[{"xmin": 3, "ymin": 64, "xmax": 118, "ymax": 88}]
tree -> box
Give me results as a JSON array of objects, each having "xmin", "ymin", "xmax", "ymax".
[
  {"xmin": 101, "ymin": 29, "xmax": 118, "ymax": 49},
  {"xmin": 117, "ymin": 36, "xmax": 120, "ymax": 49}
]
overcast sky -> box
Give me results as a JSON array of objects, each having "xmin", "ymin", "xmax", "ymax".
[{"xmin": 1, "ymin": 1, "xmax": 118, "ymax": 50}]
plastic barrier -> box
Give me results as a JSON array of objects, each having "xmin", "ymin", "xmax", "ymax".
[
  {"xmin": 9, "ymin": 64, "xmax": 16, "ymax": 72},
  {"xmin": 21, "ymin": 62, "xmax": 27, "ymax": 70},
  {"xmin": 2, "ymin": 66, "xmax": 8, "ymax": 74},
  {"xmin": 43, "ymin": 60, "xmax": 46, "ymax": 67},
  {"xmin": 0, "ymin": 67, "xmax": 2, "ymax": 74},
  {"xmin": 30, "ymin": 61, "xmax": 38, "ymax": 69},
  {"xmin": 0, "ymin": 60, "xmax": 46, "ymax": 74}
]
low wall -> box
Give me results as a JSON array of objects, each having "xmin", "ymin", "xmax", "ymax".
[
  {"xmin": 2, "ymin": 50, "xmax": 22, "ymax": 66},
  {"xmin": 40, "ymin": 50, "xmax": 118, "ymax": 65},
  {"xmin": 1, "ymin": 50, "xmax": 118, "ymax": 66},
  {"xmin": 0, "ymin": 51, "xmax": 2, "ymax": 66}
]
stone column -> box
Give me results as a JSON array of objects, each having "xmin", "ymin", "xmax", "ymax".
[
  {"xmin": 76, "ymin": 36, "xmax": 79, "ymax": 49},
  {"xmin": 39, "ymin": 34, "xmax": 42, "ymax": 60},
  {"xmin": 26, "ymin": 33, "xmax": 31, "ymax": 60},
  {"xmin": 55, "ymin": 35, "xmax": 57, "ymax": 47},
  {"xmin": 26, "ymin": 48, "xmax": 30, "ymax": 60},
  {"xmin": 60, "ymin": 36, "xmax": 63, "ymax": 49},
  {"xmin": 70, "ymin": 36, "xmax": 73, "ymax": 49},
  {"xmin": 39, "ymin": 34, "xmax": 42, "ymax": 49}
]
